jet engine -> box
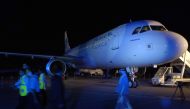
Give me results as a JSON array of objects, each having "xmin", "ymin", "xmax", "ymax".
[{"xmin": 46, "ymin": 58, "xmax": 66, "ymax": 77}]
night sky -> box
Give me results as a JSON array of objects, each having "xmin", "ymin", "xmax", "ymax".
[{"xmin": 0, "ymin": 1, "xmax": 190, "ymax": 69}]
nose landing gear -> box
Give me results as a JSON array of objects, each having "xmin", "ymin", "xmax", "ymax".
[
  {"xmin": 126, "ymin": 67, "xmax": 139, "ymax": 88},
  {"xmin": 128, "ymin": 73, "xmax": 138, "ymax": 88}
]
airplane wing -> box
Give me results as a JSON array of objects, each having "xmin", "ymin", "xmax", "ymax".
[
  {"xmin": 0, "ymin": 51, "xmax": 84, "ymax": 76},
  {"xmin": 0, "ymin": 52, "xmax": 82, "ymax": 63}
]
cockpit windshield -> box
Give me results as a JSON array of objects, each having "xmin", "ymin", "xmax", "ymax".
[
  {"xmin": 132, "ymin": 25, "xmax": 167, "ymax": 35},
  {"xmin": 150, "ymin": 25, "xmax": 166, "ymax": 31},
  {"xmin": 132, "ymin": 27, "xmax": 141, "ymax": 34},
  {"xmin": 140, "ymin": 26, "xmax": 150, "ymax": 33}
]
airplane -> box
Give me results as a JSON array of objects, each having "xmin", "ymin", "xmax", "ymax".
[{"xmin": 0, "ymin": 20, "xmax": 188, "ymax": 80}]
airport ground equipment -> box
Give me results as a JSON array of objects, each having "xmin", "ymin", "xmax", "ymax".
[
  {"xmin": 152, "ymin": 51, "xmax": 190, "ymax": 86},
  {"xmin": 79, "ymin": 69, "xmax": 104, "ymax": 76},
  {"xmin": 152, "ymin": 67, "xmax": 180, "ymax": 86}
]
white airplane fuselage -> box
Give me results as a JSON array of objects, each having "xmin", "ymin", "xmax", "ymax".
[{"xmin": 65, "ymin": 20, "xmax": 188, "ymax": 68}]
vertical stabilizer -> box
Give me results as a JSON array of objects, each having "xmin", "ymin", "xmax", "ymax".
[{"xmin": 64, "ymin": 31, "xmax": 71, "ymax": 54}]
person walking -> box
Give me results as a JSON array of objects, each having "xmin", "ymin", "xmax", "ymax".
[{"xmin": 115, "ymin": 69, "xmax": 132, "ymax": 109}]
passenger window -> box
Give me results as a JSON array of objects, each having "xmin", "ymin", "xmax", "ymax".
[
  {"xmin": 140, "ymin": 26, "xmax": 150, "ymax": 33},
  {"xmin": 132, "ymin": 27, "xmax": 141, "ymax": 35}
]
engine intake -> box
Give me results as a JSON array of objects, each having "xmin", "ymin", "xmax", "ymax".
[{"xmin": 46, "ymin": 59, "xmax": 66, "ymax": 77}]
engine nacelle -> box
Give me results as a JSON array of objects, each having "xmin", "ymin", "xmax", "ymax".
[{"xmin": 46, "ymin": 58, "xmax": 66, "ymax": 77}]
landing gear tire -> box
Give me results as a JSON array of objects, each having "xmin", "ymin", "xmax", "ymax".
[
  {"xmin": 129, "ymin": 80, "xmax": 133, "ymax": 88},
  {"xmin": 132, "ymin": 80, "xmax": 138, "ymax": 88}
]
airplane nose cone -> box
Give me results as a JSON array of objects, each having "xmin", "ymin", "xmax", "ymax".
[{"xmin": 164, "ymin": 32, "xmax": 188, "ymax": 62}]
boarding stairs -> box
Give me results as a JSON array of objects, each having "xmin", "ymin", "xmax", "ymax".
[
  {"xmin": 152, "ymin": 51, "xmax": 190, "ymax": 86},
  {"xmin": 179, "ymin": 51, "xmax": 190, "ymax": 70},
  {"xmin": 171, "ymin": 51, "xmax": 190, "ymax": 76}
]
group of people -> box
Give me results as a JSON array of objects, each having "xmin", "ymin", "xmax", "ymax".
[
  {"xmin": 15, "ymin": 64, "xmax": 47, "ymax": 109},
  {"xmin": 14, "ymin": 64, "xmax": 130, "ymax": 109}
]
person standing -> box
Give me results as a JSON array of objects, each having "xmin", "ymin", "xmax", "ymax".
[
  {"xmin": 115, "ymin": 69, "xmax": 132, "ymax": 109},
  {"xmin": 23, "ymin": 64, "xmax": 40, "ymax": 109},
  {"xmin": 38, "ymin": 70, "xmax": 47, "ymax": 108},
  {"xmin": 15, "ymin": 70, "xmax": 28, "ymax": 109},
  {"xmin": 50, "ymin": 67, "xmax": 65, "ymax": 109},
  {"xmin": 32, "ymin": 69, "xmax": 43, "ymax": 109}
]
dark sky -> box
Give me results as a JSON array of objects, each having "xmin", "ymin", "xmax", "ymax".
[{"xmin": 0, "ymin": 0, "xmax": 189, "ymax": 56}]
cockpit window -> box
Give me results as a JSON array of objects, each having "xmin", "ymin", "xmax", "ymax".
[
  {"xmin": 132, "ymin": 27, "xmax": 141, "ymax": 35},
  {"xmin": 132, "ymin": 25, "xmax": 166, "ymax": 35},
  {"xmin": 150, "ymin": 25, "xmax": 166, "ymax": 31},
  {"xmin": 140, "ymin": 26, "xmax": 150, "ymax": 33}
]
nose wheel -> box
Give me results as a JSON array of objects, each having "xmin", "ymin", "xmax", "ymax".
[
  {"xmin": 128, "ymin": 80, "xmax": 133, "ymax": 88},
  {"xmin": 128, "ymin": 79, "xmax": 138, "ymax": 88},
  {"xmin": 125, "ymin": 67, "xmax": 139, "ymax": 88}
]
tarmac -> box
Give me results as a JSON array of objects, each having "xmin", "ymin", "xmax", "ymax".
[{"xmin": 0, "ymin": 77, "xmax": 190, "ymax": 109}]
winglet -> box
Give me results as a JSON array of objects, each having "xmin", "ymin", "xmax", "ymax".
[{"xmin": 64, "ymin": 31, "xmax": 71, "ymax": 54}]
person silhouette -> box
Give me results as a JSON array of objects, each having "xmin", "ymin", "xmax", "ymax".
[{"xmin": 115, "ymin": 69, "xmax": 132, "ymax": 109}]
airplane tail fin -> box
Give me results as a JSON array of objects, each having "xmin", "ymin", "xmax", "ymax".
[{"xmin": 64, "ymin": 31, "xmax": 71, "ymax": 54}]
